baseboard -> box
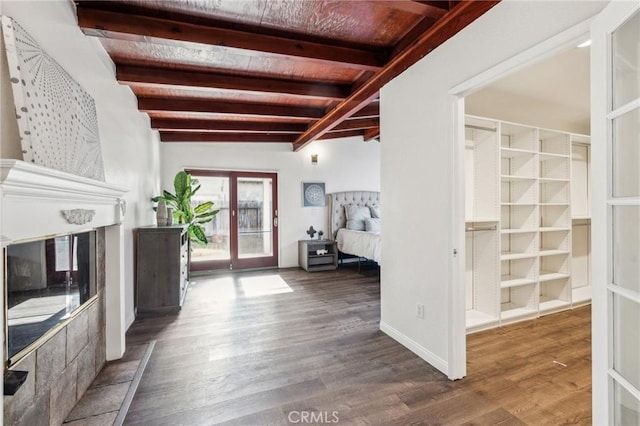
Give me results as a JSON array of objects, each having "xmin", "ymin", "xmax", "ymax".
[{"xmin": 379, "ymin": 321, "xmax": 448, "ymax": 375}]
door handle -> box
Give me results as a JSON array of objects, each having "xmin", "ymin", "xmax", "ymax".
[{"xmin": 273, "ymin": 217, "xmax": 278, "ymax": 227}]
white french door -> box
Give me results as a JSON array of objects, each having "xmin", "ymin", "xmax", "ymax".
[{"xmin": 591, "ymin": 2, "xmax": 640, "ymax": 424}]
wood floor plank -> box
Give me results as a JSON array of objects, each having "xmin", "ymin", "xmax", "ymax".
[{"xmin": 123, "ymin": 267, "xmax": 592, "ymax": 425}]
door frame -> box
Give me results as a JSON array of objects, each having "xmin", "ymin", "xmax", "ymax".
[
  {"xmin": 186, "ymin": 169, "xmax": 279, "ymax": 272},
  {"xmin": 448, "ymin": 18, "xmax": 595, "ymax": 380},
  {"xmin": 590, "ymin": 2, "xmax": 640, "ymax": 423}
]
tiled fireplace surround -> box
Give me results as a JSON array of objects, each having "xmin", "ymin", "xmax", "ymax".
[
  {"xmin": 4, "ymin": 230, "xmax": 106, "ymax": 425},
  {"xmin": 1, "ymin": 160, "xmax": 128, "ymax": 425}
]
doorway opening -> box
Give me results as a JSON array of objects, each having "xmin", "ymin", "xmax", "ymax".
[{"xmin": 452, "ymin": 21, "xmax": 593, "ymax": 380}]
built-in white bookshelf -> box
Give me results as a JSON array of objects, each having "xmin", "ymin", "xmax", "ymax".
[{"xmin": 465, "ymin": 115, "xmax": 591, "ymax": 332}]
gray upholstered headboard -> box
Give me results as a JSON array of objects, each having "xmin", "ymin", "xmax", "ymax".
[{"xmin": 329, "ymin": 191, "xmax": 381, "ymax": 238}]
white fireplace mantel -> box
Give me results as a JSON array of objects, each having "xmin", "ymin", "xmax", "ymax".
[
  {"xmin": 0, "ymin": 159, "xmax": 128, "ymax": 244},
  {"xmin": 1, "ymin": 159, "xmax": 130, "ymax": 361}
]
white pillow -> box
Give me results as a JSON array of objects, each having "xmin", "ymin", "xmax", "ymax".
[
  {"xmin": 364, "ymin": 218, "xmax": 381, "ymax": 232},
  {"xmin": 345, "ymin": 204, "xmax": 371, "ymax": 231},
  {"xmin": 369, "ymin": 205, "xmax": 382, "ymax": 219},
  {"xmin": 346, "ymin": 219, "xmax": 366, "ymax": 231}
]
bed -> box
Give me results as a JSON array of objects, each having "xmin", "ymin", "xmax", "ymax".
[{"xmin": 329, "ymin": 191, "xmax": 381, "ymax": 265}]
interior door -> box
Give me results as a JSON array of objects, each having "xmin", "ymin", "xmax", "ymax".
[
  {"xmin": 591, "ymin": 3, "xmax": 640, "ymax": 424},
  {"xmin": 187, "ymin": 170, "xmax": 278, "ymax": 272}
]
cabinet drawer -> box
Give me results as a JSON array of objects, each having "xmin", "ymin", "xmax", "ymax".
[{"xmin": 308, "ymin": 255, "xmax": 335, "ymax": 266}]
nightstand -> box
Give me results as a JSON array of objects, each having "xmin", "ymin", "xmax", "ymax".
[{"xmin": 298, "ymin": 239, "xmax": 338, "ymax": 272}]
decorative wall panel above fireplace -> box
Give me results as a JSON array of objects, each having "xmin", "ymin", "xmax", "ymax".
[{"xmin": 1, "ymin": 16, "xmax": 105, "ymax": 181}]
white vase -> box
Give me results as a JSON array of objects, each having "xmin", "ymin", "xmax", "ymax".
[{"xmin": 156, "ymin": 200, "xmax": 168, "ymax": 226}]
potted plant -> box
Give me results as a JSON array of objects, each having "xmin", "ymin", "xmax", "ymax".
[
  {"xmin": 152, "ymin": 171, "xmax": 219, "ymax": 246},
  {"xmin": 318, "ymin": 230, "xmax": 324, "ymax": 240}
]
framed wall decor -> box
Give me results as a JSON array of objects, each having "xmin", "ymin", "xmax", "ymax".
[{"xmin": 302, "ymin": 182, "xmax": 326, "ymax": 207}]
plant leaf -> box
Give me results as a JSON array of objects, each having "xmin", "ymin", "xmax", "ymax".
[
  {"xmin": 194, "ymin": 201, "xmax": 214, "ymax": 214},
  {"xmin": 174, "ymin": 171, "xmax": 189, "ymax": 197},
  {"xmin": 189, "ymin": 225, "xmax": 208, "ymax": 246}
]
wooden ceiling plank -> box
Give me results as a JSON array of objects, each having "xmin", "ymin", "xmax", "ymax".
[
  {"xmin": 334, "ymin": 117, "xmax": 379, "ymax": 131},
  {"xmin": 376, "ymin": 1, "xmax": 448, "ymax": 19},
  {"xmin": 138, "ymin": 97, "xmax": 325, "ymax": 119},
  {"xmin": 292, "ymin": 1, "xmax": 499, "ymax": 150},
  {"xmin": 118, "ymin": 65, "xmax": 350, "ymax": 100},
  {"xmin": 150, "ymin": 118, "xmax": 306, "ymax": 133},
  {"xmin": 77, "ymin": 7, "xmax": 385, "ymax": 71},
  {"xmin": 160, "ymin": 131, "xmax": 297, "ymax": 143}
]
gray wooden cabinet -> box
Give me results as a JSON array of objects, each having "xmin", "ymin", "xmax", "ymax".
[
  {"xmin": 136, "ymin": 225, "xmax": 189, "ymax": 315},
  {"xmin": 299, "ymin": 239, "xmax": 338, "ymax": 272}
]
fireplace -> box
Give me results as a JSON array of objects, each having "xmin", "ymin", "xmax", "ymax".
[
  {"xmin": 1, "ymin": 159, "xmax": 128, "ymax": 424},
  {"xmin": 5, "ymin": 230, "xmax": 97, "ymax": 363}
]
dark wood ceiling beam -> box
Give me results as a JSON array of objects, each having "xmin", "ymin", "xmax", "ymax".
[
  {"xmin": 377, "ymin": 1, "xmax": 448, "ymax": 18},
  {"xmin": 334, "ymin": 117, "xmax": 379, "ymax": 131},
  {"xmin": 118, "ymin": 65, "xmax": 350, "ymax": 100},
  {"xmin": 318, "ymin": 130, "xmax": 364, "ymax": 141},
  {"xmin": 293, "ymin": 1, "xmax": 499, "ymax": 150},
  {"xmin": 364, "ymin": 127, "xmax": 381, "ymax": 141},
  {"xmin": 77, "ymin": 7, "xmax": 385, "ymax": 71},
  {"xmin": 138, "ymin": 97, "xmax": 326, "ymax": 120},
  {"xmin": 160, "ymin": 132, "xmax": 297, "ymax": 143},
  {"xmin": 350, "ymin": 102, "xmax": 380, "ymax": 119},
  {"xmin": 150, "ymin": 118, "xmax": 306, "ymax": 133}
]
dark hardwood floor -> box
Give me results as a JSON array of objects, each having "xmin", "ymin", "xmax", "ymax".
[{"xmin": 124, "ymin": 267, "xmax": 591, "ymax": 425}]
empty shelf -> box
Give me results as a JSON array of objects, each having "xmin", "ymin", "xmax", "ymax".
[
  {"xmin": 501, "ymin": 251, "xmax": 537, "ymax": 260},
  {"xmin": 539, "ymin": 227, "xmax": 570, "ymax": 232},
  {"xmin": 539, "ymin": 249, "xmax": 569, "ymax": 256},
  {"xmin": 501, "ymin": 175, "xmax": 537, "ymax": 182},
  {"xmin": 501, "ymin": 275, "xmax": 537, "ymax": 288},
  {"xmin": 539, "ymin": 177, "xmax": 569, "ymax": 183},
  {"xmin": 539, "ymin": 271, "xmax": 570, "ymax": 282},
  {"xmin": 539, "ymin": 152, "xmax": 569, "ymax": 160},
  {"xmin": 466, "ymin": 310, "xmax": 499, "ymax": 330},
  {"xmin": 501, "ymin": 228, "xmax": 538, "ymax": 234},
  {"xmin": 539, "ymin": 297, "xmax": 571, "ymax": 312},
  {"xmin": 501, "ymin": 304, "xmax": 537, "ymax": 321},
  {"xmin": 501, "ymin": 148, "xmax": 537, "ymax": 158}
]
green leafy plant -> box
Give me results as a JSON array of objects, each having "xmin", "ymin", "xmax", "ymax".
[{"xmin": 152, "ymin": 171, "xmax": 219, "ymax": 246}]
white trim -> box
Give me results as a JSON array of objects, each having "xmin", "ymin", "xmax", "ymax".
[
  {"xmin": 591, "ymin": 2, "xmax": 640, "ymax": 424},
  {"xmin": 607, "ymin": 99, "xmax": 640, "ymax": 119},
  {"xmin": 449, "ymin": 19, "xmax": 593, "ymax": 97},
  {"xmin": 380, "ymin": 321, "xmax": 448, "ymax": 375},
  {"xmin": 609, "ymin": 369, "xmax": 640, "ymax": 403},
  {"xmin": 607, "ymin": 285, "xmax": 640, "ymax": 305},
  {"xmin": 448, "ymin": 95, "xmax": 467, "ymax": 380}
]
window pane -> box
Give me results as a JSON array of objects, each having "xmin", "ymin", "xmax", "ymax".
[
  {"xmin": 612, "ymin": 293, "xmax": 640, "ymax": 390},
  {"xmin": 237, "ymin": 178, "xmax": 273, "ymax": 259},
  {"xmin": 613, "ymin": 108, "xmax": 640, "ymax": 197},
  {"xmin": 614, "ymin": 380, "xmax": 640, "ymax": 426},
  {"xmin": 612, "ymin": 10, "xmax": 640, "ymax": 109},
  {"xmin": 613, "ymin": 206, "xmax": 640, "ymax": 293}
]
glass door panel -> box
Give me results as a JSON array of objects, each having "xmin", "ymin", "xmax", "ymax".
[
  {"xmin": 597, "ymin": 4, "xmax": 640, "ymax": 424},
  {"xmin": 233, "ymin": 172, "xmax": 278, "ymax": 269},
  {"xmin": 237, "ymin": 177, "xmax": 273, "ymax": 259},
  {"xmin": 189, "ymin": 175, "xmax": 231, "ymax": 271}
]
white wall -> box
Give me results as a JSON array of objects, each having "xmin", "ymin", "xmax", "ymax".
[
  {"xmin": 0, "ymin": 0, "xmax": 161, "ymax": 328},
  {"xmin": 161, "ymin": 137, "xmax": 380, "ymax": 267},
  {"xmin": 380, "ymin": 0, "xmax": 607, "ymax": 377}
]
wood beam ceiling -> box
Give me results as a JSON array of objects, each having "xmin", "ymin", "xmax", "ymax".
[
  {"xmin": 76, "ymin": 1, "xmax": 498, "ymax": 146},
  {"xmin": 117, "ymin": 65, "xmax": 351, "ymax": 100},
  {"xmin": 77, "ymin": 8, "xmax": 386, "ymax": 71},
  {"xmin": 291, "ymin": 1, "xmax": 499, "ymax": 151}
]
